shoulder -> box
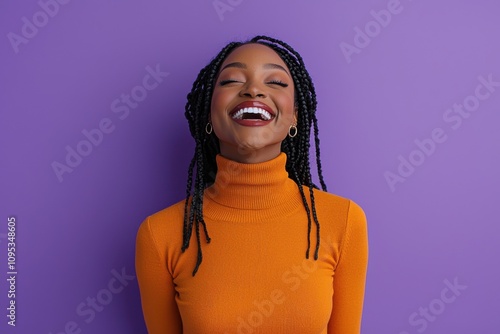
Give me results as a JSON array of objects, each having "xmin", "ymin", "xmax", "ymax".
[
  {"xmin": 146, "ymin": 198, "xmax": 186, "ymax": 227},
  {"xmin": 136, "ymin": 198, "xmax": 186, "ymax": 244},
  {"xmin": 309, "ymin": 188, "xmax": 349, "ymax": 205},
  {"xmin": 346, "ymin": 199, "xmax": 367, "ymax": 226},
  {"xmin": 306, "ymin": 187, "xmax": 351, "ymax": 216},
  {"xmin": 307, "ymin": 188, "xmax": 367, "ymax": 235},
  {"xmin": 310, "ymin": 188, "xmax": 366, "ymax": 217}
]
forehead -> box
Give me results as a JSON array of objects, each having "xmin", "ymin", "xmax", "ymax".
[{"xmin": 221, "ymin": 43, "xmax": 288, "ymax": 69}]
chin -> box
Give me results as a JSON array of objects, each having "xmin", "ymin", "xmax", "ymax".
[{"xmin": 235, "ymin": 142, "xmax": 267, "ymax": 152}]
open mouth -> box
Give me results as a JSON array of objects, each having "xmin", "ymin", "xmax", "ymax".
[
  {"xmin": 231, "ymin": 107, "xmax": 273, "ymax": 121},
  {"xmin": 229, "ymin": 101, "xmax": 276, "ymax": 122}
]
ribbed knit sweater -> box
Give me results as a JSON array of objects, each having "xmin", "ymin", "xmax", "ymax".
[{"xmin": 135, "ymin": 152, "xmax": 368, "ymax": 333}]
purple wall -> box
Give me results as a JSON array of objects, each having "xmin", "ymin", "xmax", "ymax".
[{"xmin": 1, "ymin": 0, "xmax": 499, "ymax": 333}]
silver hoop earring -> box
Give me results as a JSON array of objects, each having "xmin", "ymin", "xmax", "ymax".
[
  {"xmin": 288, "ymin": 124, "xmax": 298, "ymax": 138},
  {"xmin": 205, "ymin": 122, "xmax": 213, "ymax": 135}
]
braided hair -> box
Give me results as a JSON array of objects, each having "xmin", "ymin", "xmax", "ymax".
[{"xmin": 183, "ymin": 35, "xmax": 327, "ymax": 276}]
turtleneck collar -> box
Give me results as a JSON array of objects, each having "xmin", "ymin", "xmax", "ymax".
[{"xmin": 203, "ymin": 153, "xmax": 304, "ymax": 222}]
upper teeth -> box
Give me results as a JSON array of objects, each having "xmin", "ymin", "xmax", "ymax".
[{"xmin": 232, "ymin": 107, "xmax": 272, "ymax": 120}]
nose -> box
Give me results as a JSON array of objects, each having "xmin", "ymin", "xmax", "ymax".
[{"xmin": 240, "ymin": 80, "xmax": 266, "ymax": 98}]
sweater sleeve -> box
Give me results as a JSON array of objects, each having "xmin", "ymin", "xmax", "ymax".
[
  {"xmin": 135, "ymin": 217, "xmax": 183, "ymax": 334},
  {"xmin": 328, "ymin": 200, "xmax": 369, "ymax": 334}
]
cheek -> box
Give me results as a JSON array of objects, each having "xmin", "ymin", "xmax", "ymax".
[
  {"xmin": 210, "ymin": 91, "xmax": 227, "ymax": 137},
  {"xmin": 277, "ymin": 93, "xmax": 296, "ymax": 119},
  {"xmin": 210, "ymin": 91, "xmax": 225, "ymax": 122},
  {"xmin": 210, "ymin": 88, "xmax": 233, "ymax": 117},
  {"xmin": 210, "ymin": 90, "xmax": 221, "ymax": 113}
]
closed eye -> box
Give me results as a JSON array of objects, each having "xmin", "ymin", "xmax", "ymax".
[
  {"xmin": 268, "ymin": 80, "xmax": 289, "ymax": 87},
  {"xmin": 219, "ymin": 79, "xmax": 240, "ymax": 86}
]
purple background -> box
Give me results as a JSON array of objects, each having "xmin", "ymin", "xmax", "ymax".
[{"xmin": 1, "ymin": 0, "xmax": 499, "ymax": 333}]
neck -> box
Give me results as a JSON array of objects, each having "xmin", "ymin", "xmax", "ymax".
[
  {"xmin": 218, "ymin": 144, "xmax": 282, "ymax": 164},
  {"xmin": 203, "ymin": 152, "xmax": 304, "ymax": 222}
]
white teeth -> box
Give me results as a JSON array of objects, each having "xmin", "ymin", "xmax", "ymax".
[{"xmin": 231, "ymin": 107, "xmax": 272, "ymax": 120}]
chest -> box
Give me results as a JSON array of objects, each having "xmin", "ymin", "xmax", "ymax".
[{"xmin": 173, "ymin": 240, "xmax": 334, "ymax": 333}]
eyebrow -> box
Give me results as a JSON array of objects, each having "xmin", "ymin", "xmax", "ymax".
[{"xmin": 219, "ymin": 62, "xmax": 291, "ymax": 77}]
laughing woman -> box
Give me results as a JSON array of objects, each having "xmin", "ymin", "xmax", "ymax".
[{"xmin": 135, "ymin": 36, "xmax": 369, "ymax": 334}]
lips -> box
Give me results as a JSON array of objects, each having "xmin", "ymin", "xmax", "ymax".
[{"xmin": 229, "ymin": 101, "xmax": 276, "ymax": 126}]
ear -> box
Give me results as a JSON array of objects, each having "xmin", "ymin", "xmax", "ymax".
[{"xmin": 293, "ymin": 107, "xmax": 298, "ymax": 124}]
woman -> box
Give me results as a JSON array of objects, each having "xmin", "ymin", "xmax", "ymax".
[{"xmin": 135, "ymin": 35, "xmax": 368, "ymax": 333}]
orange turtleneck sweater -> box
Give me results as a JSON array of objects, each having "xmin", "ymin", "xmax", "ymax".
[{"xmin": 135, "ymin": 153, "xmax": 368, "ymax": 334}]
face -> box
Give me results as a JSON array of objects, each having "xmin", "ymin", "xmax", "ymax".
[{"xmin": 210, "ymin": 43, "xmax": 296, "ymax": 163}]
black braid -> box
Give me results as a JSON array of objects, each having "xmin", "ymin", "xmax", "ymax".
[{"xmin": 183, "ymin": 36, "xmax": 327, "ymax": 275}]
